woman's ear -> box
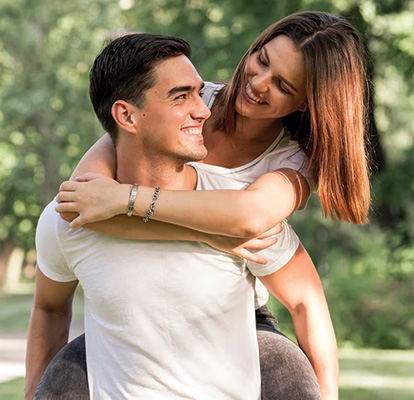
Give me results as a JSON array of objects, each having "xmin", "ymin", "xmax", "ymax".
[
  {"xmin": 298, "ymin": 101, "xmax": 308, "ymax": 113},
  {"xmin": 111, "ymin": 100, "xmax": 139, "ymax": 134}
]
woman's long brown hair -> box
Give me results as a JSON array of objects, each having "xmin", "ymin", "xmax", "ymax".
[{"xmin": 213, "ymin": 11, "xmax": 371, "ymax": 224}]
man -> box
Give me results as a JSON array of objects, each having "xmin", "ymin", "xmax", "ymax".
[{"xmin": 26, "ymin": 33, "xmax": 335, "ymax": 399}]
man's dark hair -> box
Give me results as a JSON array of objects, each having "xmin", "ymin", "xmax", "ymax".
[{"xmin": 89, "ymin": 33, "xmax": 192, "ymax": 144}]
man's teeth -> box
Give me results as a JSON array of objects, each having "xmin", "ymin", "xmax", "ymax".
[
  {"xmin": 246, "ymin": 83, "xmax": 265, "ymax": 104},
  {"xmin": 185, "ymin": 128, "xmax": 202, "ymax": 135}
]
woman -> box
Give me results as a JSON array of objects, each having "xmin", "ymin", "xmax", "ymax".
[{"xmin": 50, "ymin": 11, "xmax": 369, "ymax": 400}]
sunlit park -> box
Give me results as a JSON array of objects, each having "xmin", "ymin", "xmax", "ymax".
[{"xmin": 1, "ymin": 0, "xmax": 414, "ymax": 398}]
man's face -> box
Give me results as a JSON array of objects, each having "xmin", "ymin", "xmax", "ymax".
[{"xmin": 134, "ymin": 55, "xmax": 211, "ymax": 163}]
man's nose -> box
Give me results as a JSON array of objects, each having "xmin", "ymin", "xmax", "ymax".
[{"xmin": 192, "ymin": 95, "xmax": 211, "ymax": 120}]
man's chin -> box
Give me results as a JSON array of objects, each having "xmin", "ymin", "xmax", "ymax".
[{"xmin": 181, "ymin": 147, "xmax": 208, "ymax": 163}]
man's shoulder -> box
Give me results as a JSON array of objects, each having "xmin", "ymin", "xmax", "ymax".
[
  {"xmin": 36, "ymin": 198, "xmax": 76, "ymax": 247},
  {"xmin": 37, "ymin": 199, "xmax": 59, "ymax": 232},
  {"xmin": 37, "ymin": 198, "xmax": 68, "ymax": 234}
]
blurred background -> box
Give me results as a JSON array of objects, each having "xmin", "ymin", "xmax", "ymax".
[{"xmin": 0, "ymin": 0, "xmax": 413, "ymax": 398}]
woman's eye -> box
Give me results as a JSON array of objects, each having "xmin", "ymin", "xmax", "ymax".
[
  {"xmin": 276, "ymin": 80, "xmax": 290, "ymax": 95},
  {"xmin": 257, "ymin": 52, "xmax": 266, "ymax": 66}
]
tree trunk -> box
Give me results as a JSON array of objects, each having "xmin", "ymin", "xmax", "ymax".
[{"xmin": 0, "ymin": 242, "xmax": 15, "ymax": 291}]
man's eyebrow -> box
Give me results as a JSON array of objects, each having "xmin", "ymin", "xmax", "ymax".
[
  {"xmin": 167, "ymin": 82, "xmax": 205, "ymax": 98},
  {"xmin": 262, "ymin": 46, "xmax": 299, "ymax": 93}
]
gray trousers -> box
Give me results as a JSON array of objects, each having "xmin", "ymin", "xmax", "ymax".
[{"xmin": 35, "ymin": 306, "xmax": 321, "ymax": 399}]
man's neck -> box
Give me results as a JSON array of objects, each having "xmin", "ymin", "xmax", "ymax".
[{"xmin": 116, "ymin": 147, "xmax": 197, "ymax": 191}]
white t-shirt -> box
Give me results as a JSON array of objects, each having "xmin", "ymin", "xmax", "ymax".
[{"xmin": 38, "ymin": 190, "xmax": 296, "ymax": 399}]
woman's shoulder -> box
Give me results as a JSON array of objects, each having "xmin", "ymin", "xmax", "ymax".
[{"xmin": 201, "ymin": 81, "xmax": 225, "ymax": 109}]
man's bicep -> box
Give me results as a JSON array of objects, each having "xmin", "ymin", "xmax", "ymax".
[{"xmin": 34, "ymin": 266, "xmax": 78, "ymax": 313}]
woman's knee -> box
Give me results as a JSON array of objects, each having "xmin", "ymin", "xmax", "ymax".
[
  {"xmin": 34, "ymin": 334, "xmax": 89, "ymax": 400},
  {"xmin": 257, "ymin": 329, "xmax": 321, "ymax": 400}
]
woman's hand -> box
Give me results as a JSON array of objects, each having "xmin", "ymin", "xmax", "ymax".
[
  {"xmin": 55, "ymin": 173, "xmax": 130, "ymax": 228},
  {"xmin": 203, "ymin": 225, "xmax": 282, "ymax": 264}
]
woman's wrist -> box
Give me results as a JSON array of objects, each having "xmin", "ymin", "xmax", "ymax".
[
  {"xmin": 133, "ymin": 186, "xmax": 159, "ymax": 217},
  {"xmin": 119, "ymin": 184, "xmax": 134, "ymax": 216}
]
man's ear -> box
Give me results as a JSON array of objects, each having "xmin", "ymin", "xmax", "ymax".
[{"xmin": 111, "ymin": 100, "xmax": 139, "ymax": 134}]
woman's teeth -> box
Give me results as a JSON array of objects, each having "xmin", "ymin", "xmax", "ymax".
[{"xmin": 246, "ymin": 83, "xmax": 265, "ymax": 104}]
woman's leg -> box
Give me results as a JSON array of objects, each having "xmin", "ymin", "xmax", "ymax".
[
  {"xmin": 34, "ymin": 309, "xmax": 321, "ymax": 400},
  {"xmin": 256, "ymin": 306, "xmax": 322, "ymax": 400},
  {"xmin": 34, "ymin": 334, "xmax": 89, "ymax": 400}
]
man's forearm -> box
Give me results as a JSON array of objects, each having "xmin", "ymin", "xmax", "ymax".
[
  {"xmin": 25, "ymin": 307, "xmax": 72, "ymax": 400},
  {"xmin": 291, "ymin": 303, "xmax": 338, "ymax": 400}
]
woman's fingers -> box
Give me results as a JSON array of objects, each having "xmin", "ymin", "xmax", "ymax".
[
  {"xmin": 59, "ymin": 181, "xmax": 78, "ymax": 192},
  {"xmin": 258, "ymin": 224, "xmax": 283, "ymax": 239},
  {"xmin": 56, "ymin": 191, "xmax": 77, "ymax": 204},
  {"xmin": 236, "ymin": 248, "xmax": 268, "ymax": 265},
  {"xmin": 74, "ymin": 172, "xmax": 108, "ymax": 182},
  {"xmin": 70, "ymin": 215, "xmax": 86, "ymax": 229},
  {"xmin": 55, "ymin": 201, "xmax": 77, "ymax": 213},
  {"xmin": 245, "ymin": 236, "xmax": 278, "ymax": 250},
  {"xmin": 231, "ymin": 236, "xmax": 279, "ymax": 264}
]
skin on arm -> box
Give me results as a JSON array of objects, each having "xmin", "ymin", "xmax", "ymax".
[
  {"xmin": 57, "ymin": 167, "xmax": 310, "ymax": 238},
  {"xmin": 70, "ymin": 134, "xmax": 116, "ymax": 180},
  {"xmin": 259, "ymin": 244, "xmax": 338, "ymax": 400},
  {"xmin": 58, "ymin": 212, "xmax": 281, "ymax": 264},
  {"xmin": 132, "ymin": 167, "xmax": 310, "ymax": 237},
  {"xmin": 25, "ymin": 267, "xmax": 78, "ymax": 400}
]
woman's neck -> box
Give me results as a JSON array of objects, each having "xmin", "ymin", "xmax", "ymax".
[
  {"xmin": 234, "ymin": 114, "xmax": 284, "ymax": 143},
  {"xmin": 202, "ymin": 114, "xmax": 283, "ymax": 168}
]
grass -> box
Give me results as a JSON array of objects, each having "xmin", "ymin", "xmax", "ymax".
[
  {"xmin": 338, "ymin": 348, "xmax": 414, "ymax": 400},
  {"xmin": 0, "ymin": 377, "xmax": 25, "ymax": 400},
  {"xmin": 0, "ymin": 288, "xmax": 84, "ymax": 334}
]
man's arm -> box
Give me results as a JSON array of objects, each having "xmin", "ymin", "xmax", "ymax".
[
  {"xmin": 259, "ymin": 244, "xmax": 338, "ymax": 400},
  {"xmin": 25, "ymin": 267, "xmax": 78, "ymax": 400}
]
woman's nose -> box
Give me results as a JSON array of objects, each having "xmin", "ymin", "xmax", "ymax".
[{"xmin": 251, "ymin": 72, "xmax": 271, "ymax": 92}]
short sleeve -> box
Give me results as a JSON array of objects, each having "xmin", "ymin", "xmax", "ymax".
[
  {"xmin": 247, "ymin": 220, "xmax": 300, "ymax": 277},
  {"xmin": 36, "ymin": 200, "xmax": 77, "ymax": 282},
  {"xmin": 200, "ymin": 82, "xmax": 224, "ymax": 109},
  {"xmin": 277, "ymin": 149, "xmax": 317, "ymax": 194}
]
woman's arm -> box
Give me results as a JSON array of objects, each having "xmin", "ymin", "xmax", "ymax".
[
  {"xmin": 58, "ymin": 168, "xmax": 310, "ymax": 237},
  {"xmin": 133, "ymin": 168, "xmax": 310, "ymax": 237},
  {"xmin": 59, "ymin": 211, "xmax": 280, "ymax": 264},
  {"xmin": 259, "ymin": 244, "xmax": 338, "ymax": 400}
]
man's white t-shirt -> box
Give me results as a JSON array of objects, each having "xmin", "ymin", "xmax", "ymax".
[
  {"xmin": 36, "ymin": 165, "xmax": 300, "ymax": 400},
  {"xmin": 37, "ymin": 200, "xmax": 262, "ymax": 399}
]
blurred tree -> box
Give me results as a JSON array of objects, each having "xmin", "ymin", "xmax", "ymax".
[{"xmin": 0, "ymin": 0, "xmax": 121, "ymax": 281}]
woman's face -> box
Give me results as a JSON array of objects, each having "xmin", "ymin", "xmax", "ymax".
[{"xmin": 235, "ymin": 35, "xmax": 307, "ymax": 121}]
